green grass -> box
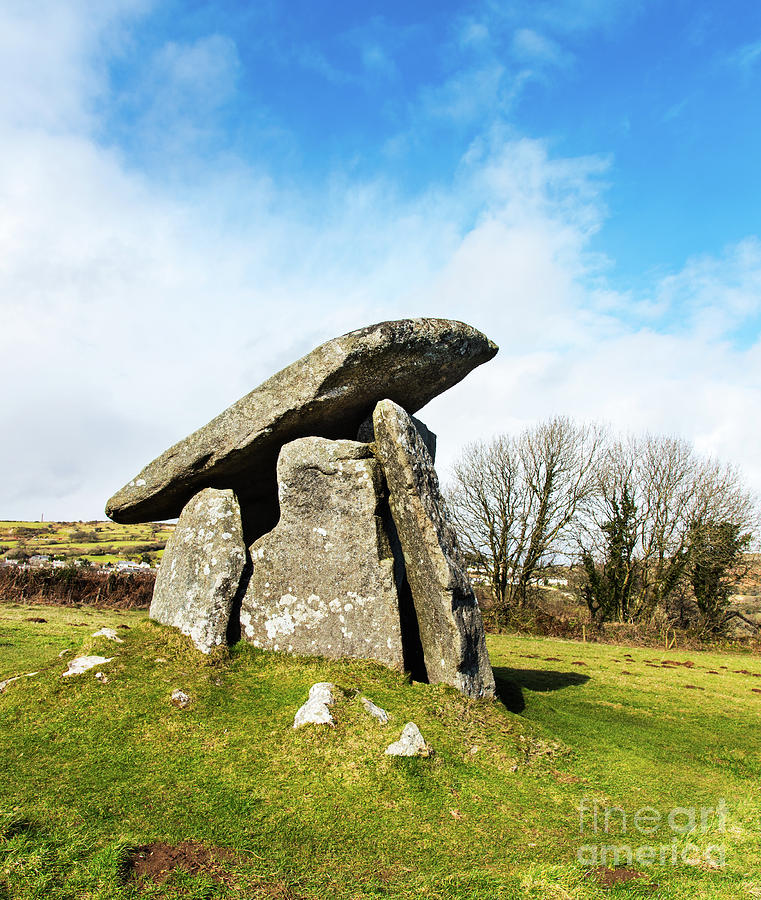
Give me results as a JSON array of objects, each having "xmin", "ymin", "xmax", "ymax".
[{"xmin": 1, "ymin": 605, "xmax": 760, "ymax": 899}]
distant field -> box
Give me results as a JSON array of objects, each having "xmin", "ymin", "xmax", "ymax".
[{"xmin": 0, "ymin": 520, "xmax": 175, "ymax": 567}]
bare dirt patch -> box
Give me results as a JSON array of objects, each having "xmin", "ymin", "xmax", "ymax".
[
  {"xmin": 126, "ymin": 841, "xmax": 233, "ymax": 884},
  {"xmin": 591, "ymin": 865, "xmax": 657, "ymax": 890}
]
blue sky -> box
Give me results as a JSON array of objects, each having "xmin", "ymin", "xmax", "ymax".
[
  {"xmin": 104, "ymin": 0, "xmax": 761, "ymax": 282},
  {"xmin": 1, "ymin": 0, "xmax": 760, "ymax": 519}
]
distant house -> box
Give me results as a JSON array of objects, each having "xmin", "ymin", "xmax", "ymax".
[
  {"xmin": 28, "ymin": 555, "xmax": 50, "ymax": 566},
  {"xmin": 115, "ymin": 560, "xmax": 152, "ymax": 571}
]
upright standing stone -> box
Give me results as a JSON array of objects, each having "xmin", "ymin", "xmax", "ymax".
[
  {"xmin": 240, "ymin": 438, "xmax": 405, "ymax": 668},
  {"xmin": 357, "ymin": 413, "xmax": 437, "ymax": 462},
  {"xmin": 372, "ymin": 400, "xmax": 496, "ymax": 699},
  {"xmin": 150, "ymin": 488, "xmax": 247, "ymax": 653}
]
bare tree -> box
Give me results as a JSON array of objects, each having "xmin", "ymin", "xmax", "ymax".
[
  {"xmin": 449, "ymin": 417, "xmax": 604, "ymax": 626},
  {"xmin": 580, "ymin": 433, "xmax": 759, "ymax": 626}
]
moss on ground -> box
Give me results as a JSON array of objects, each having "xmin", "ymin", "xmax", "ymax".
[{"xmin": 0, "ymin": 604, "xmax": 759, "ymax": 898}]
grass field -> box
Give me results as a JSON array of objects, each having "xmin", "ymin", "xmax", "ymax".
[
  {"xmin": 1, "ymin": 604, "xmax": 760, "ymax": 899},
  {"xmin": 0, "ymin": 521, "xmax": 175, "ymax": 566}
]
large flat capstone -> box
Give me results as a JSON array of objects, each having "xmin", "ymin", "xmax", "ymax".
[
  {"xmin": 105, "ymin": 319, "xmax": 497, "ymax": 534},
  {"xmin": 150, "ymin": 487, "xmax": 247, "ymax": 653},
  {"xmin": 372, "ymin": 399, "xmax": 496, "ymax": 699},
  {"xmin": 240, "ymin": 437, "xmax": 406, "ymax": 669}
]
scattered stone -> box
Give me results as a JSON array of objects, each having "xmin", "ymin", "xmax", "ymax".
[
  {"xmin": 241, "ymin": 438, "xmax": 405, "ymax": 669},
  {"xmin": 95, "ymin": 672, "xmax": 109, "ymax": 683},
  {"xmin": 385, "ymin": 722, "xmax": 431, "ymax": 757},
  {"xmin": 0, "ymin": 673, "xmax": 38, "ymax": 693},
  {"xmin": 171, "ymin": 689, "xmax": 191, "ymax": 708},
  {"xmin": 150, "ymin": 487, "xmax": 247, "ymax": 654},
  {"xmin": 361, "ymin": 696, "xmax": 389, "ymax": 724},
  {"xmin": 308, "ymin": 682, "xmax": 336, "ymax": 705},
  {"xmin": 372, "ymin": 399, "xmax": 496, "ymax": 699},
  {"xmin": 25, "ymin": 617, "xmax": 47, "ymax": 623},
  {"xmin": 293, "ymin": 682, "xmax": 336, "ymax": 728},
  {"xmin": 106, "ymin": 318, "xmax": 497, "ymax": 531},
  {"xmin": 58, "ymin": 649, "xmax": 71, "ymax": 658},
  {"xmin": 92, "ymin": 627, "xmax": 124, "ymax": 643},
  {"xmin": 63, "ymin": 656, "xmax": 114, "ymax": 677}
]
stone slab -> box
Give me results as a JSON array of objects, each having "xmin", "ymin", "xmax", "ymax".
[
  {"xmin": 150, "ymin": 487, "xmax": 247, "ymax": 653},
  {"xmin": 240, "ymin": 437, "xmax": 405, "ymax": 669},
  {"xmin": 372, "ymin": 399, "xmax": 496, "ymax": 699},
  {"xmin": 106, "ymin": 318, "xmax": 497, "ymax": 536}
]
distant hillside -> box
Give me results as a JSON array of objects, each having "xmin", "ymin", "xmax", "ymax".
[{"xmin": 0, "ymin": 520, "xmax": 175, "ymax": 568}]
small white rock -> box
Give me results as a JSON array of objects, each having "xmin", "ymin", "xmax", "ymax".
[
  {"xmin": 0, "ymin": 673, "xmax": 38, "ymax": 693},
  {"xmin": 294, "ymin": 698, "xmax": 334, "ymax": 728},
  {"xmin": 361, "ymin": 696, "xmax": 389, "ymax": 724},
  {"xmin": 171, "ymin": 689, "xmax": 191, "ymax": 708},
  {"xmin": 293, "ymin": 682, "xmax": 336, "ymax": 728},
  {"xmin": 92, "ymin": 627, "xmax": 124, "ymax": 643},
  {"xmin": 385, "ymin": 722, "xmax": 431, "ymax": 757},
  {"xmin": 95, "ymin": 672, "xmax": 109, "ymax": 683},
  {"xmin": 308, "ymin": 682, "xmax": 336, "ymax": 705},
  {"xmin": 62, "ymin": 656, "xmax": 114, "ymax": 677},
  {"xmin": 58, "ymin": 649, "xmax": 71, "ymax": 658}
]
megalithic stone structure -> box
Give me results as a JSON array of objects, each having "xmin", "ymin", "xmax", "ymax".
[
  {"xmin": 106, "ymin": 318, "xmax": 497, "ymax": 541},
  {"xmin": 105, "ymin": 318, "xmax": 499, "ymax": 699}
]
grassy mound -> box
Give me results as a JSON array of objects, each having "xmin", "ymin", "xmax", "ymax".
[{"xmin": 1, "ymin": 605, "xmax": 760, "ymax": 898}]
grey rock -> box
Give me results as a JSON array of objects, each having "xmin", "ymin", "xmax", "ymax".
[
  {"xmin": 150, "ymin": 488, "xmax": 247, "ymax": 654},
  {"xmin": 62, "ymin": 656, "xmax": 114, "ymax": 677},
  {"xmin": 171, "ymin": 688, "xmax": 191, "ymax": 708},
  {"xmin": 293, "ymin": 682, "xmax": 336, "ymax": 728},
  {"xmin": 240, "ymin": 437, "xmax": 406, "ymax": 669},
  {"xmin": 308, "ymin": 682, "xmax": 337, "ymax": 705},
  {"xmin": 372, "ymin": 399, "xmax": 496, "ymax": 700},
  {"xmin": 106, "ymin": 318, "xmax": 497, "ymax": 535},
  {"xmin": 357, "ymin": 413, "xmax": 437, "ymax": 462},
  {"xmin": 92, "ymin": 627, "xmax": 123, "ymax": 643},
  {"xmin": 385, "ymin": 722, "xmax": 431, "ymax": 757},
  {"xmin": 361, "ymin": 696, "xmax": 389, "ymax": 724}
]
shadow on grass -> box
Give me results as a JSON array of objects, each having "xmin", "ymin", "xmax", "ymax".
[{"xmin": 493, "ymin": 667, "xmax": 590, "ymax": 713}]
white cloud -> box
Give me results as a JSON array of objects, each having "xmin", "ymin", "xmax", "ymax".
[
  {"xmin": 728, "ymin": 39, "xmax": 761, "ymax": 73},
  {"xmin": 0, "ymin": 1, "xmax": 760, "ymax": 524},
  {"xmin": 511, "ymin": 28, "xmax": 572, "ymax": 69},
  {"xmin": 418, "ymin": 63, "xmax": 509, "ymax": 124},
  {"xmin": 0, "ymin": 0, "xmax": 148, "ymax": 132}
]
